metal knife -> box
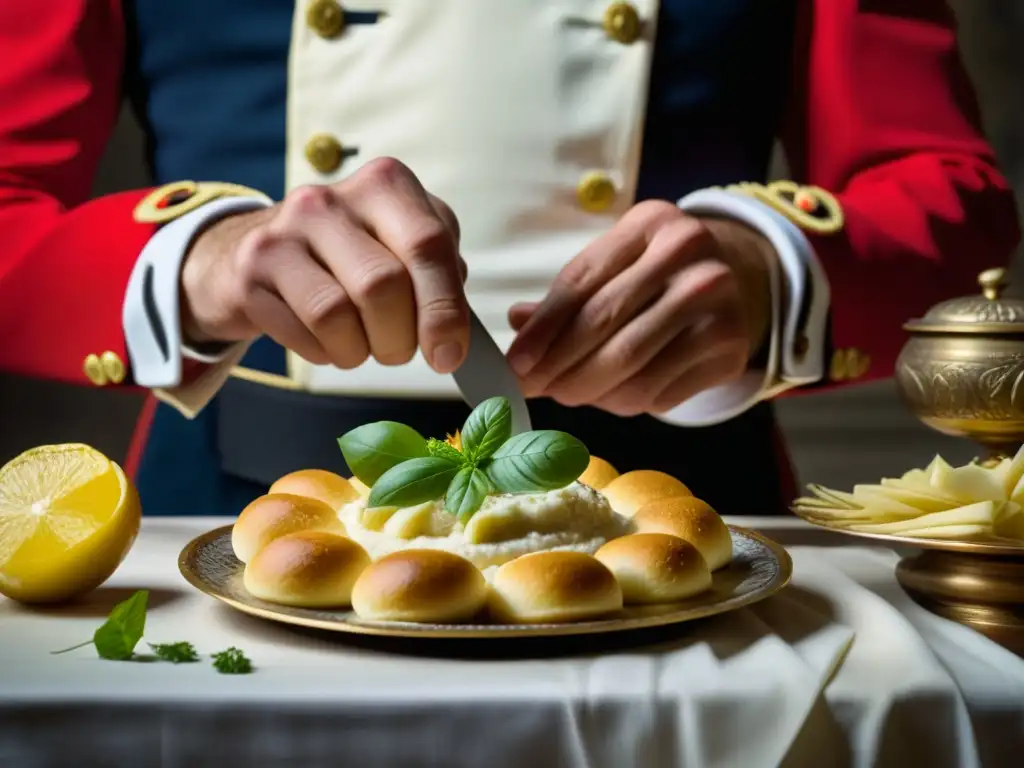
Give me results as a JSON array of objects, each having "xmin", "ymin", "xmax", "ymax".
[{"xmin": 452, "ymin": 309, "xmax": 533, "ymax": 435}]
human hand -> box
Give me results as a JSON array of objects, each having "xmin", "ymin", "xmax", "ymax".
[
  {"xmin": 180, "ymin": 158, "xmax": 469, "ymax": 373},
  {"xmin": 505, "ymin": 200, "xmax": 776, "ymax": 416}
]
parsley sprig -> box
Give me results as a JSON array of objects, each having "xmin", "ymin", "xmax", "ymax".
[{"xmin": 52, "ymin": 590, "xmax": 253, "ymax": 674}]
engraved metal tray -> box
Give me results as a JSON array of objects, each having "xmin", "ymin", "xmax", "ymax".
[{"xmin": 179, "ymin": 526, "xmax": 792, "ymax": 639}]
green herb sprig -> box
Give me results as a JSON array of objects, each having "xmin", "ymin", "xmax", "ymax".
[
  {"xmin": 150, "ymin": 641, "xmax": 199, "ymax": 663},
  {"xmin": 212, "ymin": 647, "xmax": 253, "ymax": 674},
  {"xmin": 338, "ymin": 397, "xmax": 589, "ymax": 520},
  {"xmin": 52, "ymin": 590, "xmax": 252, "ymax": 674}
]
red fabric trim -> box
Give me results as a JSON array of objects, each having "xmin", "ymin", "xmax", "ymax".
[
  {"xmin": 0, "ymin": 1, "xmax": 160, "ymax": 385},
  {"xmin": 124, "ymin": 395, "xmax": 158, "ymax": 480},
  {"xmin": 780, "ymin": 0, "xmax": 1020, "ymax": 393}
]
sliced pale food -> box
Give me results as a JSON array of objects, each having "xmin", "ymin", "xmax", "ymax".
[
  {"xmin": 805, "ymin": 484, "xmax": 859, "ymax": 509},
  {"xmin": 361, "ymin": 505, "xmax": 398, "ymax": 531},
  {"xmin": 929, "ymin": 462, "xmax": 1007, "ymax": 502},
  {"xmin": 846, "ymin": 501, "xmax": 1002, "ymax": 535},
  {"xmin": 381, "ymin": 501, "xmax": 436, "ymax": 539}
]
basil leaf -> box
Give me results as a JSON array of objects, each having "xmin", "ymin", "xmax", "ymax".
[
  {"xmin": 368, "ymin": 457, "xmax": 461, "ymax": 508},
  {"xmin": 445, "ymin": 466, "xmax": 491, "ymax": 521},
  {"xmin": 460, "ymin": 397, "xmax": 512, "ymax": 461},
  {"xmin": 338, "ymin": 421, "xmax": 429, "ymax": 485},
  {"xmin": 486, "ymin": 430, "xmax": 590, "ymax": 493},
  {"xmin": 93, "ymin": 589, "xmax": 148, "ymax": 661}
]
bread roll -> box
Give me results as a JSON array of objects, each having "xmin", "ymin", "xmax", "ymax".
[
  {"xmin": 232, "ymin": 493, "xmax": 344, "ymax": 564},
  {"xmin": 489, "ymin": 551, "xmax": 623, "ymax": 624},
  {"xmin": 351, "ymin": 550, "xmax": 487, "ymax": 623},
  {"xmin": 633, "ymin": 497, "xmax": 733, "ymax": 571},
  {"xmin": 578, "ymin": 456, "xmax": 620, "ymax": 490},
  {"xmin": 599, "ymin": 470, "xmax": 691, "ymax": 518},
  {"xmin": 269, "ymin": 469, "xmax": 360, "ymax": 510},
  {"xmin": 349, "ymin": 477, "xmax": 372, "ymax": 498},
  {"xmin": 595, "ymin": 533, "xmax": 711, "ymax": 604},
  {"xmin": 243, "ymin": 531, "xmax": 370, "ymax": 608}
]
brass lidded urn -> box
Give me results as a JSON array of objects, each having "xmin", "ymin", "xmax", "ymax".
[
  {"xmin": 893, "ymin": 267, "xmax": 1024, "ymax": 654},
  {"xmin": 896, "ymin": 267, "xmax": 1024, "ymax": 456}
]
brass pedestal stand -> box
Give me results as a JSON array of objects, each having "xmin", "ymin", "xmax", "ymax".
[{"xmin": 896, "ymin": 546, "xmax": 1024, "ymax": 655}]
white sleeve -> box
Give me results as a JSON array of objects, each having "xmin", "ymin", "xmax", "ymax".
[
  {"xmin": 656, "ymin": 188, "xmax": 831, "ymax": 427},
  {"xmin": 122, "ymin": 194, "xmax": 273, "ymax": 416}
]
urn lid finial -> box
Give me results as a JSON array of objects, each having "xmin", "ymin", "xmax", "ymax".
[{"xmin": 904, "ymin": 267, "xmax": 1024, "ymax": 334}]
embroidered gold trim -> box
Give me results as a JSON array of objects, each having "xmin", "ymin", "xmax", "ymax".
[
  {"xmin": 720, "ymin": 181, "xmax": 844, "ymax": 235},
  {"xmin": 133, "ymin": 181, "xmax": 268, "ymax": 224}
]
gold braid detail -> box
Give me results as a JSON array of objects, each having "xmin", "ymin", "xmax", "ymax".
[
  {"xmin": 133, "ymin": 181, "xmax": 269, "ymax": 224},
  {"xmin": 718, "ymin": 181, "xmax": 844, "ymax": 235}
]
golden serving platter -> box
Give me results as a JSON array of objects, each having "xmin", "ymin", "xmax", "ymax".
[
  {"xmin": 179, "ymin": 525, "xmax": 792, "ymax": 639},
  {"xmin": 791, "ymin": 508, "xmax": 1024, "ymax": 655}
]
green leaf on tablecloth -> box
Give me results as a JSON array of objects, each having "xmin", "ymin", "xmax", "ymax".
[
  {"xmin": 93, "ymin": 589, "xmax": 149, "ymax": 660},
  {"xmin": 52, "ymin": 589, "xmax": 149, "ymax": 660}
]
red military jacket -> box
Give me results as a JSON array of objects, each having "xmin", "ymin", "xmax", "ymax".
[{"xmin": 0, "ymin": 1, "xmax": 1019, "ymax": 396}]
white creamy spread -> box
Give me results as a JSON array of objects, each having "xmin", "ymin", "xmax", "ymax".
[{"xmin": 339, "ymin": 482, "xmax": 633, "ymax": 574}]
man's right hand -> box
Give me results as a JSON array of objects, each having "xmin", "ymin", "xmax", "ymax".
[{"xmin": 180, "ymin": 158, "xmax": 470, "ymax": 374}]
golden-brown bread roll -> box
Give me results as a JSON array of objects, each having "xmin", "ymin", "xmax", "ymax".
[
  {"xmin": 633, "ymin": 496, "xmax": 733, "ymax": 571},
  {"xmin": 348, "ymin": 477, "xmax": 372, "ymax": 498},
  {"xmin": 232, "ymin": 493, "xmax": 344, "ymax": 564},
  {"xmin": 594, "ymin": 533, "xmax": 712, "ymax": 604},
  {"xmin": 489, "ymin": 551, "xmax": 623, "ymax": 624},
  {"xmin": 578, "ymin": 456, "xmax": 620, "ymax": 490},
  {"xmin": 351, "ymin": 549, "xmax": 487, "ymax": 623},
  {"xmin": 599, "ymin": 470, "xmax": 692, "ymax": 518},
  {"xmin": 243, "ymin": 531, "xmax": 370, "ymax": 608},
  {"xmin": 269, "ymin": 469, "xmax": 360, "ymax": 510}
]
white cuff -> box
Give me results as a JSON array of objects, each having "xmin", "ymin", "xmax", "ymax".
[
  {"xmin": 122, "ymin": 195, "xmax": 272, "ymax": 388},
  {"xmin": 657, "ymin": 189, "xmax": 831, "ymax": 427}
]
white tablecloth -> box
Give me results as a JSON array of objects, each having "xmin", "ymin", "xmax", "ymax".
[{"xmin": 1, "ymin": 517, "xmax": 1022, "ymax": 768}]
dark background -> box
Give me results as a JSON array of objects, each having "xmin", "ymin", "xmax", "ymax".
[{"xmin": 2, "ymin": 0, "xmax": 1022, "ymax": 495}]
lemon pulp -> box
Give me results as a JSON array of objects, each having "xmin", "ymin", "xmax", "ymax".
[{"xmin": 0, "ymin": 444, "xmax": 141, "ymax": 603}]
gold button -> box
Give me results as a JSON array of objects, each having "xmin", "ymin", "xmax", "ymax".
[
  {"xmin": 306, "ymin": 0, "xmax": 345, "ymax": 39},
  {"xmin": 101, "ymin": 351, "xmax": 126, "ymax": 385},
  {"xmin": 305, "ymin": 134, "xmax": 344, "ymax": 174},
  {"xmin": 603, "ymin": 2, "xmax": 642, "ymax": 44},
  {"xmin": 577, "ymin": 172, "xmax": 617, "ymax": 213},
  {"xmin": 828, "ymin": 349, "xmax": 848, "ymax": 382},
  {"xmin": 848, "ymin": 349, "xmax": 871, "ymax": 379},
  {"xmin": 83, "ymin": 354, "xmax": 108, "ymax": 387}
]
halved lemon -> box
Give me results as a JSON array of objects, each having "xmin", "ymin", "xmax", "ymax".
[{"xmin": 0, "ymin": 444, "xmax": 141, "ymax": 603}]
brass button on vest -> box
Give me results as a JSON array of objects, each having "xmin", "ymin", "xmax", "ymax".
[
  {"xmin": 577, "ymin": 172, "xmax": 617, "ymax": 213},
  {"xmin": 305, "ymin": 134, "xmax": 344, "ymax": 174},
  {"xmin": 603, "ymin": 2, "xmax": 642, "ymax": 44},
  {"xmin": 101, "ymin": 351, "xmax": 127, "ymax": 385},
  {"xmin": 306, "ymin": 0, "xmax": 345, "ymax": 39},
  {"xmin": 83, "ymin": 354, "xmax": 108, "ymax": 387}
]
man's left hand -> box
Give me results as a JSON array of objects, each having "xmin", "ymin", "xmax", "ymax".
[{"xmin": 505, "ymin": 200, "xmax": 777, "ymax": 417}]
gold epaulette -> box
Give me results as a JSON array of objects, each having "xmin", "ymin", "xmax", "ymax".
[
  {"xmin": 133, "ymin": 181, "xmax": 269, "ymax": 224},
  {"xmin": 717, "ymin": 181, "xmax": 844, "ymax": 236}
]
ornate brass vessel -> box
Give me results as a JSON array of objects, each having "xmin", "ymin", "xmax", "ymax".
[
  {"xmin": 891, "ymin": 267, "xmax": 1024, "ymax": 654},
  {"xmin": 896, "ymin": 267, "xmax": 1024, "ymax": 455}
]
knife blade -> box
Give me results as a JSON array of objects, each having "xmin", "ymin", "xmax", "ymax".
[{"xmin": 452, "ymin": 309, "xmax": 533, "ymax": 435}]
